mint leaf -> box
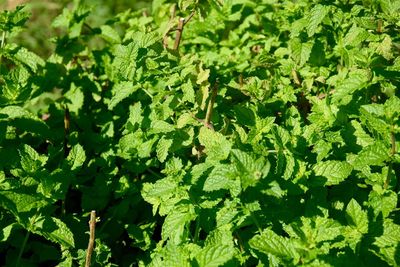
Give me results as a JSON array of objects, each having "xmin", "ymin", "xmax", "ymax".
[
  {"xmin": 203, "ymin": 164, "xmax": 235, "ymax": 192},
  {"xmin": 249, "ymin": 229, "xmax": 299, "ymax": 263},
  {"xmin": 112, "ymin": 43, "xmax": 139, "ymax": 80},
  {"xmin": 157, "ymin": 137, "xmax": 173, "ymax": 163},
  {"xmin": 0, "ymin": 224, "xmax": 14, "ymax": 242},
  {"xmin": 31, "ymin": 216, "xmax": 75, "ymax": 248},
  {"xmin": 290, "ymin": 38, "xmax": 313, "ymax": 66},
  {"xmin": 313, "ymin": 160, "xmax": 353, "ymax": 185},
  {"xmin": 100, "ymin": 25, "xmax": 121, "ymax": 43},
  {"xmin": 108, "ymin": 82, "xmax": 140, "ymax": 110},
  {"xmin": 162, "ymin": 204, "xmax": 196, "ymax": 244},
  {"xmin": 346, "ymin": 199, "xmax": 368, "ymax": 234},
  {"xmin": 307, "ymin": 5, "xmax": 329, "ymax": 36},
  {"xmin": 231, "ymin": 149, "xmax": 270, "ymax": 189},
  {"xmin": 195, "ymin": 244, "xmax": 235, "ymax": 267},
  {"xmin": 350, "ymin": 141, "xmax": 390, "ymax": 170},
  {"xmin": 66, "ymin": 144, "xmax": 86, "ymax": 171},
  {"xmin": 19, "ymin": 144, "xmax": 47, "ymax": 173},
  {"xmin": 198, "ymin": 127, "xmax": 231, "ymax": 162}
]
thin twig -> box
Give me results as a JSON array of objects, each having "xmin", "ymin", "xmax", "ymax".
[
  {"xmin": 204, "ymin": 80, "xmax": 219, "ymax": 129},
  {"xmin": 183, "ymin": 11, "xmax": 196, "ymax": 26},
  {"xmin": 173, "ymin": 18, "xmax": 185, "ymax": 50},
  {"xmin": 85, "ymin": 211, "xmax": 96, "ymax": 267}
]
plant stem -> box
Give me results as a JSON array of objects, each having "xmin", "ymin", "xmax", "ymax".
[
  {"xmin": 204, "ymin": 80, "xmax": 219, "ymax": 129},
  {"xmin": 390, "ymin": 129, "xmax": 396, "ymax": 155},
  {"xmin": 15, "ymin": 230, "xmax": 30, "ymax": 267},
  {"xmin": 377, "ymin": 19, "xmax": 382, "ymax": 34},
  {"xmin": 173, "ymin": 18, "xmax": 185, "ymax": 50},
  {"xmin": 384, "ymin": 129, "xmax": 396, "ymax": 189},
  {"xmin": 171, "ymin": 11, "xmax": 195, "ymax": 50},
  {"xmin": 183, "ymin": 11, "xmax": 196, "ymax": 26},
  {"xmin": 85, "ymin": 210, "xmax": 96, "ymax": 267},
  {"xmin": 63, "ymin": 106, "xmax": 70, "ymax": 157},
  {"xmin": 193, "ymin": 218, "xmax": 200, "ymax": 244},
  {"xmin": 0, "ymin": 31, "xmax": 6, "ymax": 70}
]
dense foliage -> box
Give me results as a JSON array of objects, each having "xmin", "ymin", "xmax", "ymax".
[{"xmin": 1, "ymin": 0, "xmax": 400, "ymax": 266}]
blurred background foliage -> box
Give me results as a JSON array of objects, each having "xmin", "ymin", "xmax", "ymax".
[{"xmin": 0, "ymin": 0, "xmax": 151, "ymax": 57}]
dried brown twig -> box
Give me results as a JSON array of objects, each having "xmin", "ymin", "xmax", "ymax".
[
  {"xmin": 85, "ymin": 211, "xmax": 96, "ymax": 267},
  {"xmin": 163, "ymin": 10, "xmax": 196, "ymax": 50}
]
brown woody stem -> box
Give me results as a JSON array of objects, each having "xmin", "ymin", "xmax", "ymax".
[
  {"xmin": 377, "ymin": 19, "xmax": 382, "ymax": 34},
  {"xmin": 173, "ymin": 18, "xmax": 185, "ymax": 50},
  {"xmin": 85, "ymin": 211, "xmax": 96, "ymax": 267}
]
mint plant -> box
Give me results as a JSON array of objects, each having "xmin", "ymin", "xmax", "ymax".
[{"xmin": 0, "ymin": 1, "xmax": 399, "ymax": 266}]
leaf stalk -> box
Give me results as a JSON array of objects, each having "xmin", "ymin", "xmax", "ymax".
[{"xmin": 204, "ymin": 80, "xmax": 219, "ymax": 129}]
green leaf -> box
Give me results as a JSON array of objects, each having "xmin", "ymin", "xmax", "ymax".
[
  {"xmin": 162, "ymin": 203, "xmax": 196, "ymax": 244},
  {"xmin": 195, "ymin": 244, "xmax": 235, "ymax": 267},
  {"xmin": 19, "ymin": 144, "xmax": 47, "ymax": 173},
  {"xmin": 181, "ymin": 79, "xmax": 196, "ymax": 104},
  {"xmin": 126, "ymin": 102, "xmax": 143, "ymax": 129},
  {"xmin": 66, "ymin": 144, "xmax": 86, "ymax": 171},
  {"xmin": 141, "ymin": 178, "xmax": 178, "ymax": 215},
  {"xmin": 149, "ymin": 243, "xmax": 191, "ymax": 267},
  {"xmin": 331, "ymin": 70, "xmax": 370, "ymax": 105},
  {"xmin": 0, "ymin": 223, "xmax": 14, "ymax": 242},
  {"xmin": 350, "ymin": 141, "xmax": 390, "ymax": 170},
  {"xmin": 384, "ymin": 96, "xmax": 400, "ymax": 120},
  {"xmin": 138, "ymin": 137, "xmax": 157, "ymax": 158},
  {"xmin": 249, "ymin": 229, "xmax": 299, "ymax": 262},
  {"xmin": 196, "ymin": 66, "xmax": 210, "ymax": 85},
  {"xmin": 130, "ymin": 31, "xmax": 160, "ymax": 48},
  {"xmin": 351, "ymin": 120, "xmax": 374, "ymax": 147},
  {"xmin": 112, "ymin": 43, "xmax": 139, "ymax": 80},
  {"xmin": 313, "ymin": 160, "xmax": 353, "ymax": 185},
  {"xmin": 100, "ymin": 25, "xmax": 121, "ymax": 43},
  {"xmin": 376, "ymin": 35, "xmax": 393, "ymax": 60},
  {"xmin": 290, "ymin": 38, "xmax": 314, "ymax": 66},
  {"xmin": 108, "ymin": 82, "xmax": 140, "ymax": 110},
  {"xmin": 149, "ymin": 120, "xmax": 175, "ymax": 134},
  {"xmin": 31, "ymin": 216, "xmax": 75, "ymax": 248},
  {"xmin": 307, "ymin": 5, "xmax": 329, "ymax": 36},
  {"xmin": 368, "ymin": 191, "xmax": 397, "ymax": 218},
  {"xmin": 343, "ymin": 25, "xmax": 369, "ymax": 47},
  {"xmin": 198, "ymin": 127, "xmax": 231, "ymax": 162},
  {"xmin": 0, "ymin": 191, "xmax": 48, "ymax": 218},
  {"xmin": 157, "ymin": 137, "xmax": 173, "ymax": 163},
  {"xmin": 373, "ymin": 220, "xmax": 400, "ymax": 266},
  {"xmin": 0, "ymin": 6, "xmax": 29, "ymax": 32},
  {"xmin": 346, "ymin": 199, "xmax": 368, "ymax": 234},
  {"xmin": 13, "ymin": 47, "xmax": 45, "ymax": 72},
  {"xmin": 231, "ymin": 149, "xmax": 270, "ymax": 189},
  {"xmin": 203, "ymin": 164, "xmax": 235, "ymax": 192}
]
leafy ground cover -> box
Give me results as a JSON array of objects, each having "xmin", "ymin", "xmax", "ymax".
[{"xmin": 0, "ymin": 0, "xmax": 400, "ymax": 266}]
